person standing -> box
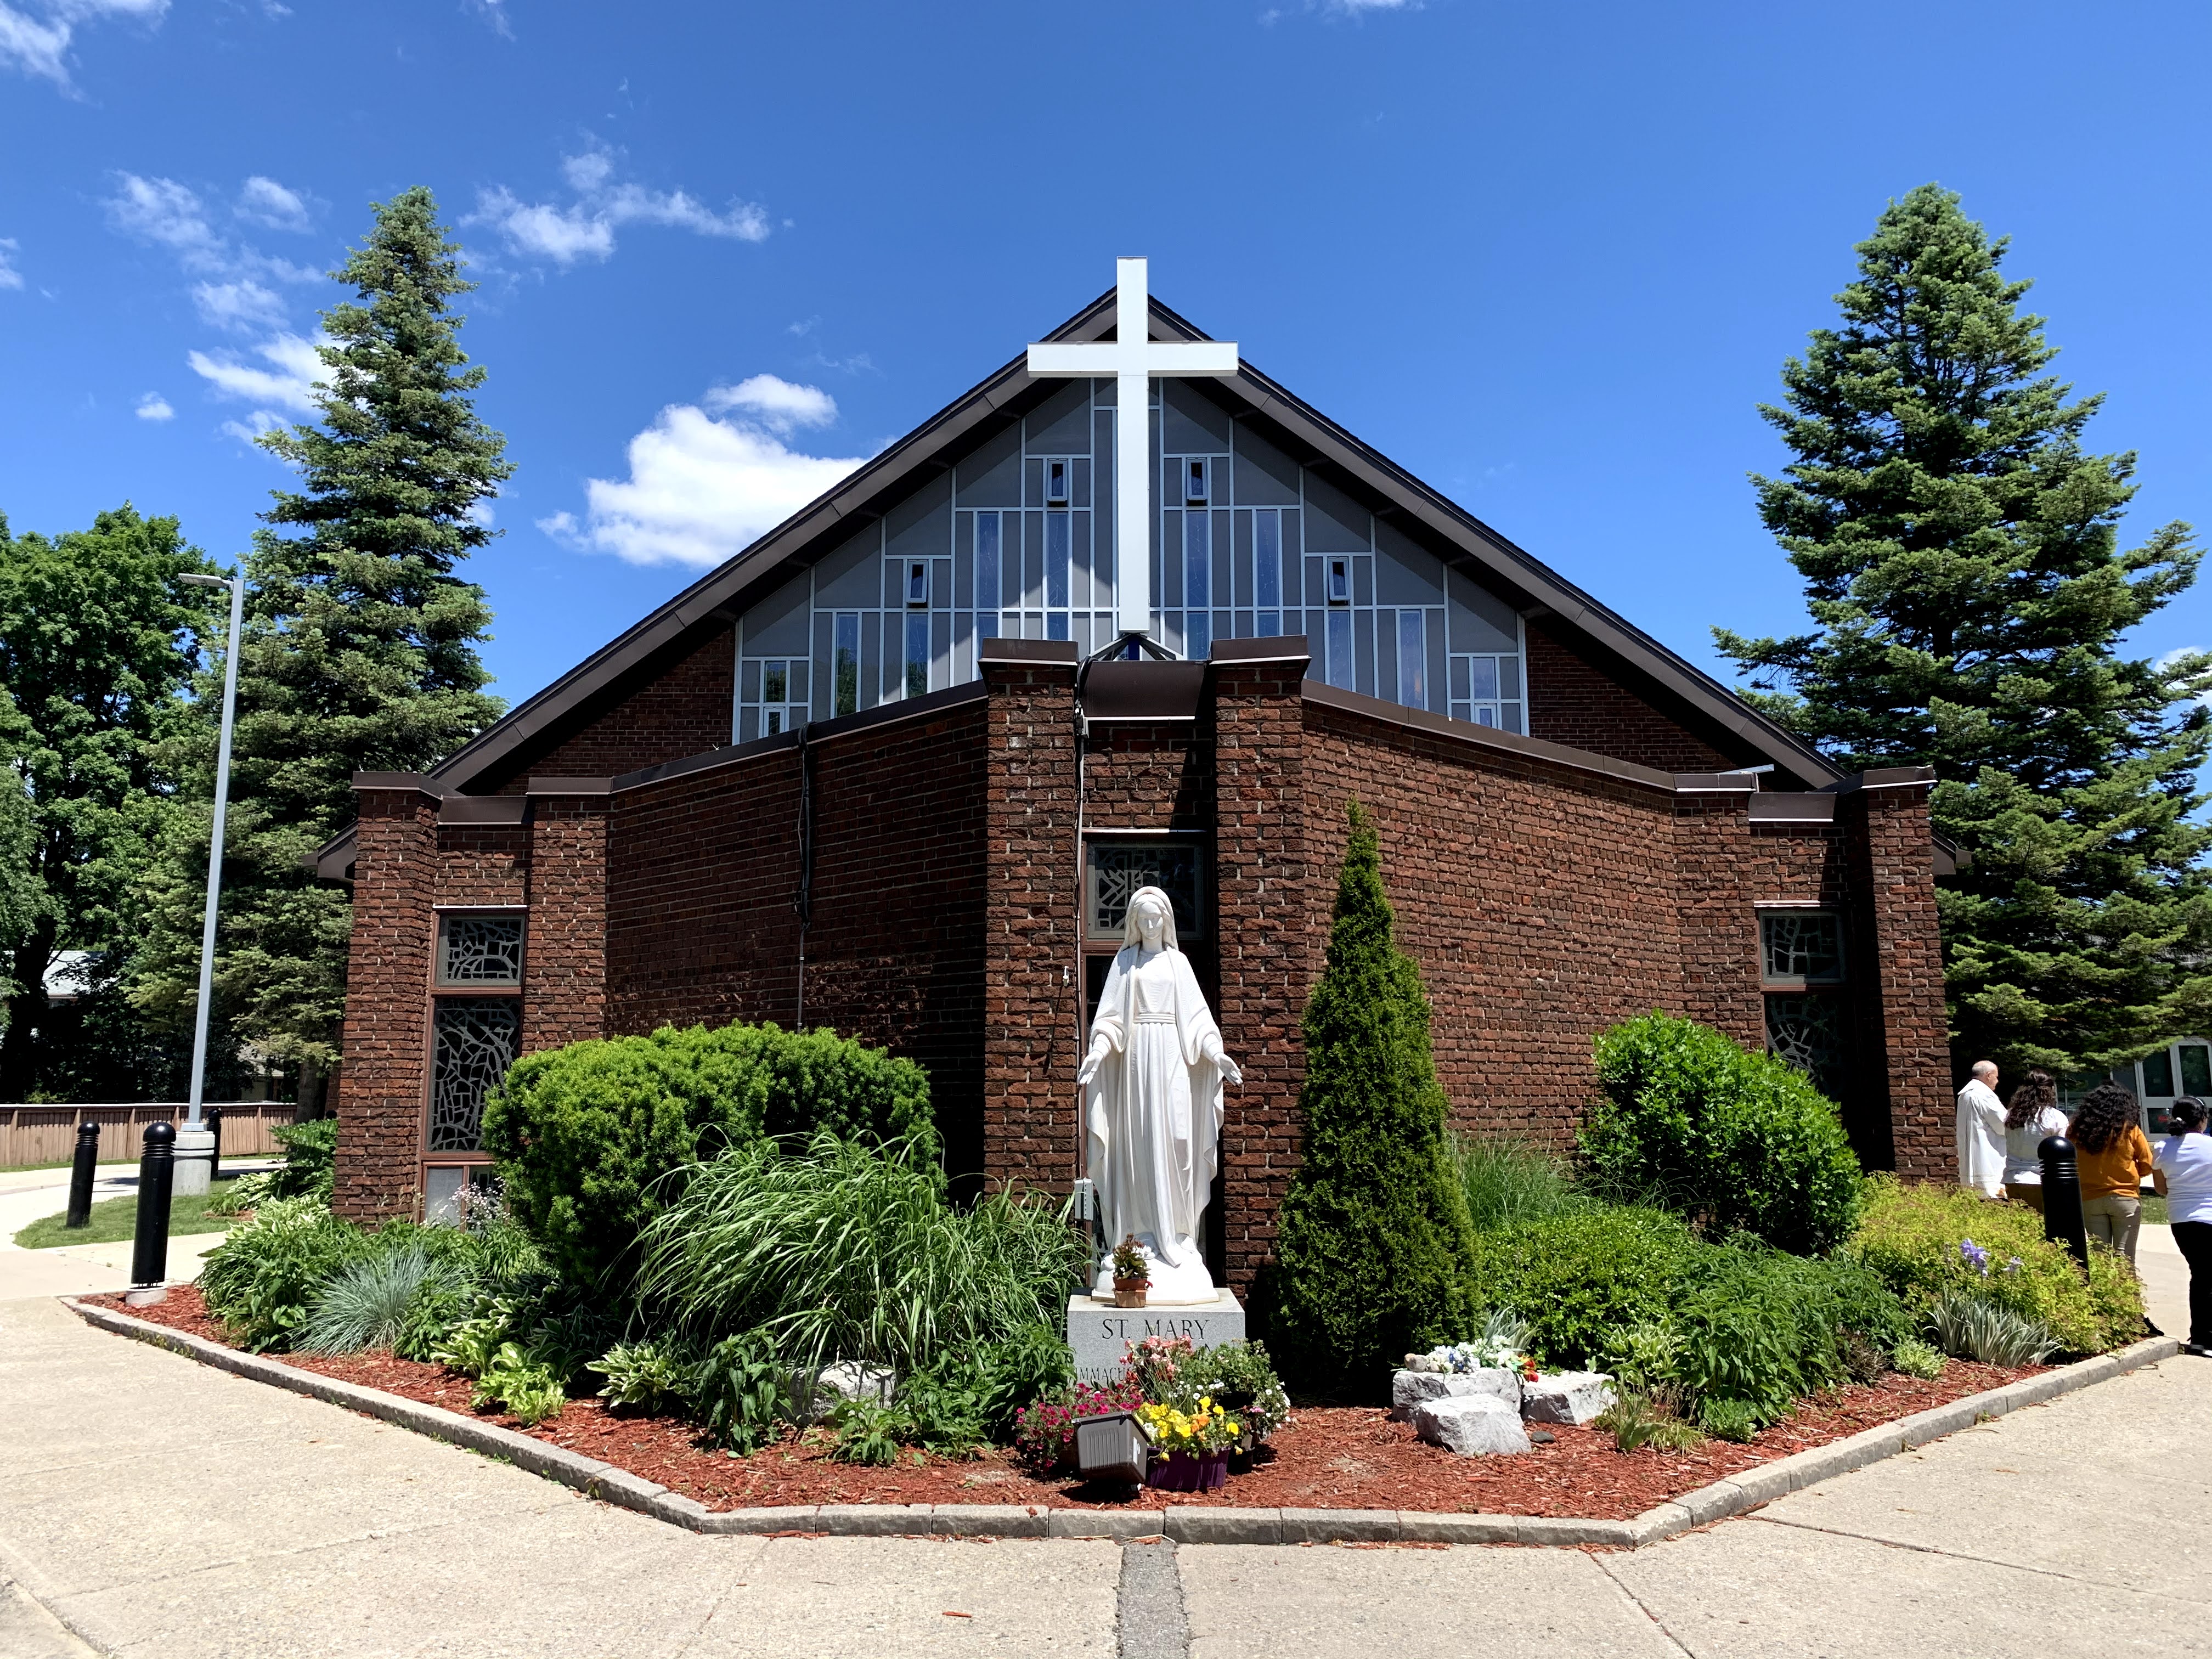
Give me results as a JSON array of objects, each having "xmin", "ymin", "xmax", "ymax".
[
  {"xmin": 2153, "ymin": 1096, "xmax": 2212, "ymax": 1357},
  {"xmin": 2001, "ymin": 1068, "xmax": 2070, "ymax": 1212},
  {"xmin": 1956, "ymin": 1060, "xmax": 2007, "ymax": 1198},
  {"xmin": 2072, "ymin": 1081, "xmax": 2157, "ymax": 1264}
]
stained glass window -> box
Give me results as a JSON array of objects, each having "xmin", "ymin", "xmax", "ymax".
[
  {"xmin": 436, "ymin": 915, "xmax": 523, "ymax": 986},
  {"xmin": 1760, "ymin": 912, "xmax": 1844, "ymax": 985},
  {"xmin": 1087, "ymin": 843, "xmax": 1205, "ymax": 939},
  {"xmin": 428, "ymin": 1000, "xmax": 520, "ymax": 1153},
  {"xmin": 1764, "ymin": 993, "xmax": 1846, "ymax": 1097}
]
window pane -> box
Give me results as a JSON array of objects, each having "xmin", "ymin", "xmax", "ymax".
[
  {"xmin": 1761, "ymin": 913, "xmax": 1843, "ymax": 983},
  {"xmin": 1765, "ymin": 993, "xmax": 1846, "ymax": 1098},
  {"xmin": 429, "ymin": 1000, "xmax": 520, "ymax": 1153},
  {"xmin": 2144, "ymin": 1048, "xmax": 2176, "ymax": 1095},
  {"xmin": 1186, "ymin": 516, "xmax": 1211, "ymax": 608},
  {"xmin": 424, "ymin": 1165, "xmax": 466, "ymax": 1225},
  {"xmin": 762, "ymin": 661, "xmax": 786, "ymax": 703},
  {"xmin": 833, "ymin": 614, "xmax": 860, "ymax": 716},
  {"xmin": 1500, "ymin": 701, "xmax": 1523, "ymax": 735},
  {"xmin": 1500, "ymin": 656, "xmax": 1521, "ymax": 698},
  {"xmin": 2182, "ymin": 1046, "xmax": 2211, "ymax": 1095},
  {"xmin": 1468, "ymin": 656, "xmax": 1498, "ymax": 701},
  {"xmin": 1046, "ymin": 512, "xmax": 1070, "ymax": 608},
  {"xmin": 905, "ymin": 614, "xmax": 930, "ymax": 698},
  {"xmin": 975, "ymin": 515, "xmax": 1001, "ymax": 612},
  {"xmin": 1185, "ymin": 611, "xmax": 1211, "ymax": 662},
  {"xmin": 1089, "ymin": 843, "xmax": 1204, "ymax": 938},
  {"xmin": 1255, "ymin": 512, "xmax": 1280, "ymax": 609},
  {"xmin": 437, "ymin": 915, "xmax": 524, "ymax": 986},
  {"xmin": 1326, "ymin": 610, "xmax": 1355, "ymax": 689},
  {"xmin": 1397, "ymin": 611, "xmax": 1426, "ymax": 708}
]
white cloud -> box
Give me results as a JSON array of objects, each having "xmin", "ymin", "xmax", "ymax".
[
  {"xmin": 0, "ymin": 0, "xmax": 165, "ymax": 87},
  {"xmin": 188, "ymin": 331, "xmax": 325, "ymax": 414},
  {"xmin": 704, "ymin": 374, "xmax": 836, "ymax": 435},
  {"xmin": 105, "ymin": 173, "xmax": 222, "ymax": 269},
  {"xmin": 474, "ymin": 142, "xmax": 771, "ymax": 267},
  {"xmin": 545, "ymin": 385, "xmax": 866, "ymax": 567},
  {"xmin": 219, "ymin": 409, "xmax": 287, "ymax": 446},
  {"xmin": 190, "ymin": 278, "xmax": 286, "ymax": 332},
  {"xmin": 235, "ymin": 175, "xmax": 312, "ymax": 232},
  {"xmin": 134, "ymin": 391, "xmax": 173, "ymax": 421},
  {"xmin": 0, "ymin": 237, "xmax": 20, "ymax": 290}
]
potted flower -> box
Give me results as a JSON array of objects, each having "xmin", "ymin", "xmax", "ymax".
[
  {"xmin": 1136, "ymin": 1394, "xmax": 1243, "ymax": 1491},
  {"xmin": 1111, "ymin": 1235, "xmax": 1150, "ymax": 1308}
]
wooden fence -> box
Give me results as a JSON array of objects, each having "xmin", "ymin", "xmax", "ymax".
[{"xmin": 0, "ymin": 1103, "xmax": 300, "ymax": 1170}]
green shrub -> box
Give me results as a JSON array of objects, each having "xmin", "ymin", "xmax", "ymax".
[
  {"xmin": 1467, "ymin": 1205, "xmax": 1703, "ymax": 1368},
  {"xmin": 692, "ymin": 1330, "xmax": 793, "ymax": 1453},
  {"xmin": 1891, "ymin": 1337, "xmax": 1946, "ymax": 1380},
  {"xmin": 1848, "ymin": 1178, "xmax": 2143, "ymax": 1355},
  {"xmin": 1581, "ymin": 1012, "xmax": 1865, "ymax": 1253},
  {"xmin": 268, "ymin": 1118, "xmax": 338, "ymax": 1202},
  {"xmin": 1452, "ymin": 1132, "xmax": 1587, "ymax": 1232},
  {"xmin": 1697, "ymin": 1397, "xmax": 1760, "ymax": 1443},
  {"xmin": 1593, "ymin": 1390, "xmax": 1703, "ymax": 1452},
  {"xmin": 198, "ymin": 1197, "xmax": 377, "ymax": 1351},
  {"xmin": 634, "ymin": 1132, "xmax": 1084, "ymax": 1373},
  {"xmin": 470, "ymin": 1341, "xmax": 567, "ymax": 1425},
  {"xmin": 1929, "ymin": 1291, "xmax": 2059, "ymax": 1366},
  {"xmin": 483, "ymin": 1020, "xmax": 939, "ymax": 1290},
  {"xmin": 1266, "ymin": 804, "xmax": 1479, "ymax": 1390},
  {"xmin": 298, "ymin": 1245, "xmax": 449, "ymax": 1355},
  {"xmin": 589, "ymin": 1339, "xmax": 700, "ymax": 1415}
]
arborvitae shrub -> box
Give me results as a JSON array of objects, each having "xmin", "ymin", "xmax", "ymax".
[
  {"xmin": 483, "ymin": 1020, "xmax": 936, "ymax": 1290},
  {"xmin": 1265, "ymin": 803, "xmax": 1477, "ymax": 1393},
  {"xmin": 1581, "ymin": 1011, "xmax": 1865, "ymax": 1254}
]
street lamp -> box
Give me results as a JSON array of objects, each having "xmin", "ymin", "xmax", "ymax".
[{"xmin": 172, "ymin": 570, "xmax": 243, "ymax": 1197}]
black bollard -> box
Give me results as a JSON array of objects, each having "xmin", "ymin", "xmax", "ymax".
[
  {"xmin": 65, "ymin": 1121, "xmax": 100, "ymax": 1228},
  {"xmin": 207, "ymin": 1106, "xmax": 224, "ymax": 1186},
  {"xmin": 130, "ymin": 1121, "xmax": 176, "ymax": 1293},
  {"xmin": 2039, "ymin": 1134, "xmax": 2090, "ymax": 1269}
]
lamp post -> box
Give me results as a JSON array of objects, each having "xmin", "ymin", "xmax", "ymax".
[{"xmin": 172, "ymin": 570, "xmax": 243, "ymax": 1198}]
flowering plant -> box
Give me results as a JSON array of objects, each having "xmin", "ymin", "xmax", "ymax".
[
  {"xmin": 1136, "ymin": 1394, "xmax": 1243, "ymax": 1455},
  {"xmin": 1011, "ymin": 1378, "xmax": 1143, "ymax": 1474},
  {"xmin": 1124, "ymin": 1334, "xmax": 1195, "ymax": 1398},
  {"xmin": 1111, "ymin": 1235, "xmax": 1150, "ymax": 1285}
]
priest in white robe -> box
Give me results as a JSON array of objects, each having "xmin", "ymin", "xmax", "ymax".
[
  {"xmin": 1077, "ymin": 885, "xmax": 1243, "ymax": 1304},
  {"xmin": 1956, "ymin": 1059, "xmax": 2007, "ymax": 1197}
]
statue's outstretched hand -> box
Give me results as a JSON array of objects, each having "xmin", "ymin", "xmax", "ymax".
[
  {"xmin": 1204, "ymin": 1034, "xmax": 1243, "ymax": 1086},
  {"xmin": 1076, "ymin": 1035, "xmax": 1110, "ymax": 1087}
]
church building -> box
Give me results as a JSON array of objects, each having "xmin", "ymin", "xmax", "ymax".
[{"xmin": 321, "ymin": 261, "xmax": 1955, "ymax": 1291}]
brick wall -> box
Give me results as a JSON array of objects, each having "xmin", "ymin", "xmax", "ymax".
[
  {"xmin": 523, "ymin": 792, "xmax": 610, "ymax": 1054},
  {"xmin": 980, "ymin": 651, "xmax": 1083, "ymax": 1197},
  {"xmin": 434, "ymin": 826, "xmax": 528, "ymax": 906},
  {"xmin": 1525, "ymin": 620, "xmax": 1736, "ymax": 775},
  {"xmin": 334, "ymin": 783, "xmax": 438, "ymax": 1220},
  {"xmin": 1849, "ymin": 780, "xmax": 1951, "ymax": 1178},
  {"xmin": 488, "ymin": 627, "xmax": 736, "ymax": 793}
]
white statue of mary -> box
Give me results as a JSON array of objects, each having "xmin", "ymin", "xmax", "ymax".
[{"xmin": 1076, "ymin": 885, "xmax": 1244, "ymax": 1304}]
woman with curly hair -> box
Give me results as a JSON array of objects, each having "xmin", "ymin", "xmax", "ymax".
[
  {"xmin": 2072, "ymin": 1081, "xmax": 2155, "ymax": 1264},
  {"xmin": 2000, "ymin": 1069, "xmax": 2070, "ymax": 1212}
]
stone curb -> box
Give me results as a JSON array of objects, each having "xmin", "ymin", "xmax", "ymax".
[{"xmin": 63, "ymin": 1297, "xmax": 2177, "ymax": 1550}]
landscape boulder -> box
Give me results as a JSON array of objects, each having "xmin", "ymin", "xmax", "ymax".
[
  {"xmin": 1411, "ymin": 1393, "xmax": 1531, "ymax": 1457},
  {"xmin": 1520, "ymin": 1371, "xmax": 1616, "ymax": 1426},
  {"xmin": 1391, "ymin": 1365, "xmax": 1521, "ymax": 1417},
  {"xmin": 801, "ymin": 1360, "xmax": 896, "ymax": 1423}
]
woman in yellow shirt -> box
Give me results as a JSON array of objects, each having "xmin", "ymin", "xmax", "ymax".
[{"xmin": 2071, "ymin": 1082, "xmax": 2156, "ymax": 1264}]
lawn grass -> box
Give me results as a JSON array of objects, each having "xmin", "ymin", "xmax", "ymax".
[{"xmin": 13, "ymin": 1185, "xmax": 238, "ymax": 1249}]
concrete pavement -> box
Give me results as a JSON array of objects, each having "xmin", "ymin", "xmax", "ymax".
[
  {"xmin": 3, "ymin": 1290, "xmax": 2208, "ymax": 1658},
  {"xmin": 0, "ymin": 1160, "xmax": 274, "ymax": 1301}
]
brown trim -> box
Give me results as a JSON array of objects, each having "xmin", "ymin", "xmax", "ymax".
[
  {"xmin": 437, "ymin": 795, "xmax": 529, "ymax": 826},
  {"xmin": 1081, "ymin": 660, "xmax": 1207, "ymax": 721},
  {"xmin": 979, "ymin": 637, "xmax": 1080, "ymax": 666},
  {"xmin": 1209, "ymin": 634, "xmax": 1311, "ymax": 667},
  {"xmin": 525, "ymin": 776, "xmax": 615, "ymax": 797},
  {"xmin": 1830, "ymin": 765, "xmax": 1937, "ymax": 793},
  {"xmin": 1751, "ymin": 793, "xmax": 1841, "ymax": 824},
  {"xmin": 1672, "ymin": 773, "xmax": 1761, "ymax": 794},
  {"xmin": 1301, "ymin": 681, "xmax": 1677, "ymax": 793},
  {"xmin": 354, "ymin": 772, "xmax": 443, "ymax": 795}
]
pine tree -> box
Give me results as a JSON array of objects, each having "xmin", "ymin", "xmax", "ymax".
[
  {"xmin": 133, "ymin": 189, "xmax": 508, "ymax": 1109},
  {"xmin": 1266, "ymin": 802, "xmax": 1477, "ymax": 1392},
  {"xmin": 1717, "ymin": 184, "xmax": 2212, "ymax": 1075},
  {"xmin": 0, "ymin": 506, "xmax": 214, "ymax": 1099}
]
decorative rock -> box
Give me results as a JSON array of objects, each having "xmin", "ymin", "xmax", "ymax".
[
  {"xmin": 803, "ymin": 1361, "xmax": 896, "ymax": 1422},
  {"xmin": 1412, "ymin": 1394, "xmax": 1531, "ymax": 1457},
  {"xmin": 1391, "ymin": 1365, "xmax": 1521, "ymax": 1416},
  {"xmin": 1521, "ymin": 1371, "xmax": 1616, "ymax": 1426}
]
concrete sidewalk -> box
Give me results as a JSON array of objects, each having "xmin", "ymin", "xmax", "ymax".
[{"xmin": 4, "ymin": 1293, "xmax": 2207, "ymax": 1657}]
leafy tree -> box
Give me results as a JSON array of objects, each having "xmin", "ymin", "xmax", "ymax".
[
  {"xmin": 0, "ymin": 507, "xmax": 213, "ymax": 1101},
  {"xmin": 1265, "ymin": 803, "xmax": 1477, "ymax": 1392},
  {"xmin": 133, "ymin": 188, "xmax": 509, "ymax": 1109},
  {"xmin": 0, "ymin": 689, "xmax": 43, "ymax": 997},
  {"xmin": 1716, "ymin": 184, "xmax": 2212, "ymax": 1075}
]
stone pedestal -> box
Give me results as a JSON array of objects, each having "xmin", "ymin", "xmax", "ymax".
[
  {"xmin": 1066, "ymin": 1290, "xmax": 1245, "ymax": 1385},
  {"xmin": 171, "ymin": 1127, "xmax": 216, "ymax": 1197}
]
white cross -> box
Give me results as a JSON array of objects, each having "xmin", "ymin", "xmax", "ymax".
[{"xmin": 1026, "ymin": 258, "xmax": 1238, "ymax": 643}]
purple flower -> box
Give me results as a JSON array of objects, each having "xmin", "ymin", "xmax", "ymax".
[{"xmin": 1960, "ymin": 1239, "xmax": 1991, "ymax": 1276}]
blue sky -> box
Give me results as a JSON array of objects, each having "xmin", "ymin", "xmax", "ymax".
[{"xmin": 2, "ymin": 0, "xmax": 2206, "ymax": 712}]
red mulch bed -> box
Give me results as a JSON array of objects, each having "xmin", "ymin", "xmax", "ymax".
[{"xmin": 93, "ymin": 1287, "xmax": 2041, "ymax": 1521}]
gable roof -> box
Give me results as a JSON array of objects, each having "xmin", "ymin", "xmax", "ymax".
[{"xmin": 423, "ymin": 288, "xmax": 1839, "ymax": 796}]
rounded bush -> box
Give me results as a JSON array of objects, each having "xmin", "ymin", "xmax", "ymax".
[
  {"xmin": 1466, "ymin": 1205, "xmax": 1703, "ymax": 1367},
  {"xmin": 1581, "ymin": 1012, "xmax": 1865, "ymax": 1254},
  {"xmin": 482, "ymin": 1021, "xmax": 937, "ymax": 1290}
]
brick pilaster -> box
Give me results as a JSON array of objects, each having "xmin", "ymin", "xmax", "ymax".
[
  {"xmin": 979, "ymin": 641, "xmax": 1081, "ymax": 1195},
  {"xmin": 523, "ymin": 780, "xmax": 611, "ymax": 1054},
  {"xmin": 334, "ymin": 775, "xmax": 439, "ymax": 1221},
  {"xmin": 1846, "ymin": 770, "xmax": 1950, "ymax": 1177},
  {"xmin": 1209, "ymin": 639, "xmax": 1314, "ymax": 1296}
]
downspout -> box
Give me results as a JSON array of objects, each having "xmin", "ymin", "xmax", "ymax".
[{"xmin": 793, "ymin": 723, "xmax": 815, "ymax": 1030}]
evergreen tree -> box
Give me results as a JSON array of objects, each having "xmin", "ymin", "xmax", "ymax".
[
  {"xmin": 0, "ymin": 506, "xmax": 214, "ymax": 1100},
  {"xmin": 1266, "ymin": 803, "xmax": 1477, "ymax": 1391},
  {"xmin": 133, "ymin": 189, "xmax": 508, "ymax": 1109},
  {"xmin": 1717, "ymin": 184, "xmax": 2212, "ymax": 1076}
]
